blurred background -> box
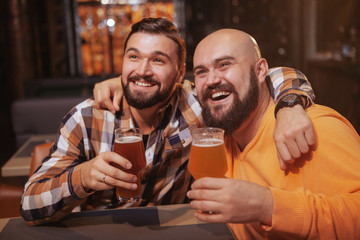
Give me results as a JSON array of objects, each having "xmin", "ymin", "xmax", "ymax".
[{"xmin": 0, "ymin": 0, "xmax": 359, "ymax": 168}]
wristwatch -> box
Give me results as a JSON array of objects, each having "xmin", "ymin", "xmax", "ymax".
[{"xmin": 274, "ymin": 93, "xmax": 305, "ymax": 118}]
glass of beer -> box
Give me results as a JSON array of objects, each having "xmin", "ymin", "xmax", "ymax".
[
  {"xmin": 188, "ymin": 127, "xmax": 227, "ymax": 180},
  {"xmin": 113, "ymin": 127, "xmax": 146, "ymax": 203}
]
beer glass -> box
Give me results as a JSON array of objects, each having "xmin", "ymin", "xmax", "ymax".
[
  {"xmin": 188, "ymin": 127, "xmax": 228, "ymax": 180},
  {"xmin": 113, "ymin": 127, "xmax": 146, "ymax": 203}
]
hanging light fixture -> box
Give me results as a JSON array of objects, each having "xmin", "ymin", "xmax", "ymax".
[{"xmin": 100, "ymin": 0, "xmax": 148, "ymax": 5}]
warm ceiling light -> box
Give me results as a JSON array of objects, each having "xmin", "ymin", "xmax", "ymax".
[{"xmin": 100, "ymin": 0, "xmax": 147, "ymax": 5}]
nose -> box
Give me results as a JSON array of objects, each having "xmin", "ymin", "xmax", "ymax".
[
  {"xmin": 136, "ymin": 59, "xmax": 152, "ymax": 77},
  {"xmin": 205, "ymin": 70, "xmax": 221, "ymax": 88}
]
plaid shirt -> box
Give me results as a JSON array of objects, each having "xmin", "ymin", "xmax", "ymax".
[{"xmin": 21, "ymin": 67, "xmax": 314, "ymax": 225}]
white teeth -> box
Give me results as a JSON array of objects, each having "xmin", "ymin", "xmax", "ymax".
[
  {"xmin": 135, "ymin": 81, "xmax": 152, "ymax": 87},
  {"xmin": 211, "ymin": 91, "xmax": 230, "ymax": 99}
]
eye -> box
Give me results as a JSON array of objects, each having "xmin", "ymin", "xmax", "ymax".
[
  {"xmin": 194, "ymin": 69, "xmax": 207, "ymax": 78},
  {"xmin": 218, "ymin": 61, "xmax": 230, "ymax": 70},
  {"xmin": 153, "ymin": 58, "xmax": 165, "ymax": 63},
  {"xmin": 129, "ymin": 55, "xmax": 138, "ymax": 60}
]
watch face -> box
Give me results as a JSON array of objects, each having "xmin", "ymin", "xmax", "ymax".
[
  {"xmin": 275, "ymin": 93, "xmax": 304, "ymax": 117},
  {"xmin": 282, "ymin": 94, "xmax": 298, "ymax": 103}
]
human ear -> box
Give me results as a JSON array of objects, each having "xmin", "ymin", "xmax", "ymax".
[
  {"xmin": 255, "ymin": 58, "xmax": 269, "ymax": 83},
  {"xmin": 177, "ymin": 63, "xmax": 186, "ymax": 83}
]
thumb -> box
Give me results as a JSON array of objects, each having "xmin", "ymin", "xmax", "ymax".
[{"xmin": 113, "ymin": 91, "xmax": 121, "ymax": 111}]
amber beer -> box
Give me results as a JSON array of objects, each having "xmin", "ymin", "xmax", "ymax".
[
  {"xmin": 188, "ymin": 128, "xmax": 227, "ymax": 180},
  {"xmin": 113, "ymin": 128, "xmax": 146, "ymax": 201}
]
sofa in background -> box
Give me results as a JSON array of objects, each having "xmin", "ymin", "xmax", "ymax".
[{"xmin": 11, "ymin": 97, "xmax": 88, "ymax": 148}]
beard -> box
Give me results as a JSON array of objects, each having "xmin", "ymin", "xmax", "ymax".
[
  {"xmin": 122, "ymin": 75, "xmax": 177, "ymax": 109},
  {"xmin": 201, "ymin": 68, "xmax": 259, "ymax": 135}
]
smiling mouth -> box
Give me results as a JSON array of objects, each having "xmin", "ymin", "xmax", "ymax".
[
  {"xmin": 131, "ymin": 80, "xmax": 157, "ymax": 87},
  {"xmin": 211, "ymin": 91, "xmax": 231, "ymax": 101}
]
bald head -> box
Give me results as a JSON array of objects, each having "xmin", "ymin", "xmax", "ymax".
[
  {"xmin": 193, "ymin": 28, "xmax": 270, "ymax": 136},
  {"xmin": 194, "ymin": 29, "xmax": 261, "ymax": 68}
]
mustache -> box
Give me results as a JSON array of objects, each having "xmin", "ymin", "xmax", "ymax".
[
  {"xmin": 202, "ymin": 82, "xmax": 235, "ymax": 100},
  {"xmin": 127, "ymin": 75, "xmax": 159, "ymax": 85}
]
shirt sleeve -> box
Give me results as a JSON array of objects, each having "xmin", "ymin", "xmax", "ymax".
[
  {"xmin": 20, "ymin": 103, "xmax": 93, "ymax": 226},
  {"xmin": 266, "ymin": 67, "xmax": 315, "ymax": 107},
  {"xmin": 264, "ymin": 108, "xmax": 360, "ymax": 239}
]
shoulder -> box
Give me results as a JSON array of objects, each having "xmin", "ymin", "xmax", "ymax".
[
  {"xmin": 71, "ymin": 98, "xmax": 116, "ymax": 115},
  {"xmin": 62, "ymin": 98, "xmax": 115, "ymax": 125},
  {"xmin": 62, "ymin": 98, "xmax": 93, "ymax": 121},
  {"xmin": 64, "ymin": 98, "xmax": 94, "ymax": 115},
  {"xmin": 308, "ymin": 104, "xmax": 360, "ymax": 144},
  {"xmin": 308, "ymin": 105, "xmax": 356, "ymax": 130}
]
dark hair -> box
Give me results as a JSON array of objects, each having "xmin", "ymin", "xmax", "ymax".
[{"xmin": 123, "ymin": 18, "xmax": 186, "ymax": 68}]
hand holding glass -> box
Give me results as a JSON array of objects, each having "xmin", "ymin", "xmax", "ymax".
[
  {"xmin": 113, "ymin": 127, "xmax": 146, "ymax": 203},
  {"xmin": 188, "ymin": 127, "xmax": 227, "ymax": 180}
]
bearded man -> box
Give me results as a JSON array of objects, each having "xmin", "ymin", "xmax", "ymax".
[{"xmin": 187, "ymin": 29, "xmax": 360, "ymax": 239}]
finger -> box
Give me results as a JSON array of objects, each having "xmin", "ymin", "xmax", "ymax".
[
  {"xmin": 189, "ymin": 199, "xmax": 220, "ymax": 213},
  {"xmin": 82, "ymin": 167, "xmax": 113, "ymax": 191},
  {"xmin": 93, "ymin": 160, "xmax": 137, "ymax": 184},
  {"xmin": 304, "ymin": 124, "xmax": 315, "ymax": 146},
  {"xmin": 101, "ymin": 151, "xmax": 132, "ymax": 169},
  {"xmin": 284, "ymin": 138, "xmax": 301, "ymax": 160},
  {"xmin": 98, "ymin": 152, "xmax": 137, "ymax": 182},
  {"xmin": 103, "ymin": 163, "xmax": 138, "ymax": 183},
  {"xmin": 190, "ymin": 200, "xmax": 225, "ymax": 223},
  {"xmin": 275, "ymin": 141, "xmax": 292, "ymax": 163},
  {"xmin": 191, "ymin": 177, "xmax": 225, "ymax": 190},
  {"xmin": 100, "ymin": 174, "xmax": 138, "ymax": 190},
  {"xmin": 277, "ymin": 151, "xmax": 287, "ymax": 170},
  {"xmin": 94, "ymin": 90, "xmax": 116, "ymax": 113},
  {"xmin": 102, "ymin": 97, "xmax": 116, "ymax": 113},
  {"xmin": 93, "ymin": 83, "xmax": 116, "ymax": 112},
  {"xmin": 194, "ymin": 211, "xmax": 225, "ymax": 223},
  {"xmin": 93, "ymin": 83, "xmax": 101, "ymax": 106},
  {"xmin": 112, "ymin": 91, "xmax": 121, "ymax": 112},
  {"xmin": 294, "ymin": 134, "xmax": 310, "ymax": 154},
  {"xmin": 187, "ymin": 188, "xmax": 220, "ymax": 202}
]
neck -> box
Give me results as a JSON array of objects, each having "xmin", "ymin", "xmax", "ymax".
[
  {"xmin": 129, "ymin": 104, "xmax": 160, "ymax": 135},
  {"xmin": 129, "ymin": 86, "xmax": 177, "ymax": 135},
  {"xmin": 232, "ymin": 89, "xmax": 272, "ymax": 151}
]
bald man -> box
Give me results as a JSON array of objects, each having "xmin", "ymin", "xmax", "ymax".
[{"xmin": 187, "ymin": 29, "xmax": 360, "ymax": 239}]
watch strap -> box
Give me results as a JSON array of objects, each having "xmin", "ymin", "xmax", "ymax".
[{"xmin": 274, "ymin": 94, "xmax": 305, "ymax": 118}]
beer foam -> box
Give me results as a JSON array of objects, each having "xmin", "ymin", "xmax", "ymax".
[
  {"xmin": 115, "ymin": 135, "xmax": 142, "ymax": 143},
  {"xmin": 192, "ymin": 138, "xmax": 223, "ymax": 147}
]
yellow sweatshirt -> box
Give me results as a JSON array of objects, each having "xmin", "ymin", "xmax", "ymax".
[{"xmin": 225, "ymin": 104, "xmax": 360, "ymax": 239}]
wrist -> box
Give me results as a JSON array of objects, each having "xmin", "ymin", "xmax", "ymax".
[
  {"xmin": 73, "ymin": 164, "xmax": 95, "ymax": 198},
  {"xmin": 274, "ymin": 93, "xmax": 305, "ymax": 118},
  {"xmin": 259, "ymin": 187, "xmax": 274, "ymax": 225},
  {"xmin": 78, "ymin": 163, "xmax": 90, "ymax": 191}
]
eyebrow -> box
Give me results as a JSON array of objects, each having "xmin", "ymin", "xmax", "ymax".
[
  {"xmin": 126, "ymin": 47, "xmax": 172, "ymax": 61},
  {"xmin": 193, "ymin": 55, "xmax": 235, "ymax": 72}
]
